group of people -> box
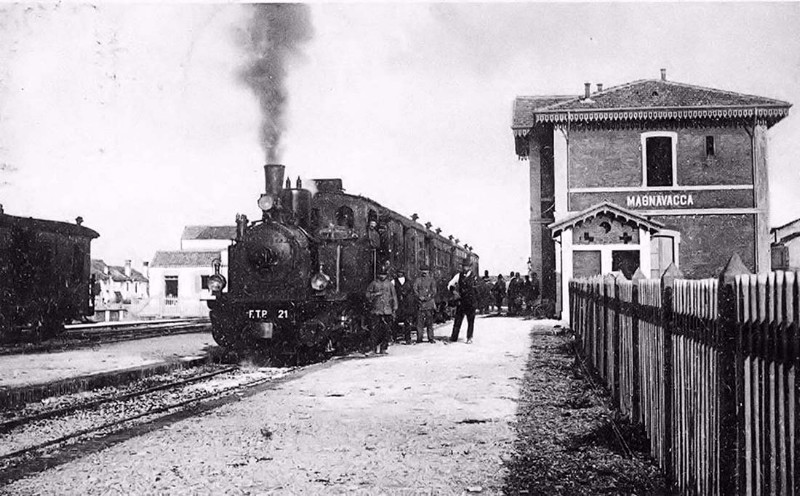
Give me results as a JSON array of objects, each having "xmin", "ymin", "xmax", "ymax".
[
  {"xmin": 365, "ymin": 259, "xmax": 478, "ymax": 355},
  {"xmin": 486, "ymin": 271, "xmax": 540, "ymax": 317}
]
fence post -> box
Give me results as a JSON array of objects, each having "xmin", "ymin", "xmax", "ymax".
[
  {"xmin": 610, "ymin": 274, "xmax": 621, "ymax": 407},
  {"xmin": 718, "ymin": 253, "xmax": 750, "ymax": 495},
  {"xmin": 631, "ymin": 268, "xmax": 645, "ymax": 423},
  {"xmin": 661, "ymin": 263, "xmax": 682, "ymax": 480}
]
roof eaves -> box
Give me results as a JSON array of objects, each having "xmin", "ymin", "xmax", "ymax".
[{"xmin": 548, "ymin": 201, "xmax": 664, "ymax": 239}]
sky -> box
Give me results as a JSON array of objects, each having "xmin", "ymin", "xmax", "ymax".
[{"xmin": 0, "ymin": 2, "xmax": 799, "ymax": 276}]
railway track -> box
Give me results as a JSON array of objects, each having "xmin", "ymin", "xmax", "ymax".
[
  {"xmin": 0, "ymin": 363, "xmax": 296, "ymax": 481},
  {"xmin": 0, "ymin": 319, "xmax": 210, "ymax": 356}
]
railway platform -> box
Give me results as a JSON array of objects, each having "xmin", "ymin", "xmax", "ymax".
[{"xmin": 0, "ymin": 332, "xmax": 215, "ymax": 408}]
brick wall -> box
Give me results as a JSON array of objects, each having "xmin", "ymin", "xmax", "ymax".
[
  {"xmin": 568, "ymin": 124, "xmax": 753, "ymax": 189},
  {"xmin": 653, "ymin": 214, "xmax": 756, "ymax": 278}
]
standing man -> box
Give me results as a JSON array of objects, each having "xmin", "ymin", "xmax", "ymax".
[
  {"xmin": 492, "ymin": 274, "xmax": 506, "ymax": 315},
  {"xmin": 448, "ymin": 258, "xmax": 478, "ymax": 344},
  {"xmin": 365, "ymin": 266, "xmax": 397, "ymax": 355},
  {"xmin": 412, "ymin": 265, "xmax": 438, "ymax": 343},
  {"xmin": 393, "ymin": 269, "xmax": 415, "ymax": 344}
]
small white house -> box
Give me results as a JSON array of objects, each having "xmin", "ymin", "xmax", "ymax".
[
  {"xmin": 139, "ymin": 225, "xmax": 234, "ymax": 319},
  {"xmin": 91, "ymin": 259, "xmax": 150, "ymax": 321}
]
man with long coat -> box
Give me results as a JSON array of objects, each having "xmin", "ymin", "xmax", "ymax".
[
  {"xmin": 365, "ymin": 267, "xmax": 397, "ymax": 355},
  {"xmin": 412, "ymin": 265, "xmax": 437, "ymax": 343},
  {"xmin": 447, "ymin": 259, "xmax": 478, "ymax": 344}
]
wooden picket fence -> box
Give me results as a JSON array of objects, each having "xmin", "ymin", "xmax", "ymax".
[{"xmin": 569, "ymin": 255, "xmax": 799, "ymax": 495}]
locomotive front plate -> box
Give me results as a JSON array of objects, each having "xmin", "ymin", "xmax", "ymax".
[{"xmin": 246, "ymin": 308, "xmax": 292, "ymax": 321}]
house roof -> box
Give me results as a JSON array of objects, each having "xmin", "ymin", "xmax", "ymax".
[
  {"xmin": 549, "ymin": 202, "xmax": 664, "ymax": 239},
  {"xmin": 181, "ymin": 225, "xmax": 236, "ymax": 241},
  {"xmin": 151, "ymin": 251, "xmax": 221, "ymax": 268},
  {"xmin": 512, "ymin": 95, "xmax": 578, "ymax": 129},
  {"xmin": 91, "ymin": 259, "xmax": 149, "ymax": 282},
  {"xmin": 513, "ymin": 76, "xmax": 792, "ymax": 135}
]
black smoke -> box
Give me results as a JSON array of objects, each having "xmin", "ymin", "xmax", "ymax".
[{"xmin": 239, "ymin": 3, "xmax": 313, "ymax": 162}]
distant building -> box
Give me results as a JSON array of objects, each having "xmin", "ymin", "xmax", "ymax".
[
  {"xmin": 90, "ymin": 259, "xmax": 149, "ymax": 321},
  {"xmin": 140, "ymin": 226, "xmax": 234, "ymax": 318},
  {"xmin": 771, "ymin": 218, "xmax": 800, "ymax": 270},
  {"xmin": 512, "ymin": 69, "xmax": 791, "ymax": 319}
]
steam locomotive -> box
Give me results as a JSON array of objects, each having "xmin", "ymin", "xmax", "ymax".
[
  {"xmin": 0, "ymin": 208, "xmax": 99, "ymax": 341},
  {"xmin": 206, "ymin": 164, "xmax": 478, "ymax": 358}
]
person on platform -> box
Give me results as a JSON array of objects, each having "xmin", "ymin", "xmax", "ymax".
[
  {"xmin": 448, "ymin": 259, "xmax": 478, "ymax": 344},
  {"xmin": 507, "ymin": 272, "xmax": 522, "ymax": 316},
  {"xmin": 412, "ymin": 265, "xmax": 438, "ymax": 343},
  {"xmin": 492, "ymin": 274, "xmax": 506, "ymax": 315},
  {"xmin": 522, "ymin": 275, "xmax": 533, "ymax": 314},
  {"xmin": 365, "ymin": 267, "xmax": 397, "ymax": 355},
  {"xmin": 393, "ymin": 269, "xmax": 415, "ymax": 344},
  {"xmin": 479, "ymin": 270, "xmax": 492, "ymax": 314}
]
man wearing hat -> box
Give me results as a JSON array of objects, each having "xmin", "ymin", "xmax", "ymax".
[
  {"xmin": 447, "ymin": 259, "xmax": 478, "ymax": 343},
  {"xmin": 365, "ymin": 266, "xmax": 397, "ymax": 355},
  {"xmin": 412, "ymin": 265, "xmax": 438, "ymax": 343}
]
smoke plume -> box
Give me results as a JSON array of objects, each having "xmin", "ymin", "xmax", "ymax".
[{"xmin": 239, "ymin": 4, "xmax": 313, "ymax": 163}]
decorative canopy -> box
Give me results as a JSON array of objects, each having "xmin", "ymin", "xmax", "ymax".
[{"xmin": 549, "ymin": 202, "xmax": 664, "ymax": 239}]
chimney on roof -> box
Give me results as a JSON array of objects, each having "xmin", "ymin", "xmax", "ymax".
[
  {"xmin": 660, "ymin": 68, "xmax": 666, "ymax": 81},
  {"xmin": 124, "ymin": 260, "xmax": 132, "ymax": 277},
  {"xmin": 596, "ymin": 83, "xmax": 603, "ymax": 92},
  {"xmin": 143, "ymin": 261, "xmax": 149, "ymax": 279},
  {"xmin": 584, "ymin": 82, "xmax": 591, "ymax": 99}
]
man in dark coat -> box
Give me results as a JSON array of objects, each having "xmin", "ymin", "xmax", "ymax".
[
  {"xmin": 507, "ymin": 272, "xmax": 522, "ymax": 316},
  {"xmin": 493, "ymin": 274, "xmax": 506, "ymax": 315},
  {"xmin": 392, "ymin": 269, "xmax": 415, "ymax": 344},
  {"xmin": 448, "ymin": 259, "xmax": 478, "ymax": 344},
  {"xmin": 366, "ymin": 267, "xmax": 397, "ymax": 355},
  {"xmin": 412, "ymin": 265, "xmax": 437, "ymax": 343}
]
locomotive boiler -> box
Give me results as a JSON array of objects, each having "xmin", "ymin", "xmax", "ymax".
[{"xmin": 206, "ymin": 164, "xmax": 478, "ymax": 359}]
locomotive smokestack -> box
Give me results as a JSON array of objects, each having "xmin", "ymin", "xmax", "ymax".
[{"xmin": 264, "ymin": 164, "xmax": 285, "ymax": 197}]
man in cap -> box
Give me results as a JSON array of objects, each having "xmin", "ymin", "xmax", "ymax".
[
  {"xmin": 447, "ymin": 258, "xmax": 478, "ymax": 343},
  {"xmin": 365, "ymin": 266, "xmax": 397, "ymax": 355},
  {"xmin": 412, "ymin": 265, "xmax": 438, "ymax": 343},
  {"xmin": 393, "ymin": 269, "xmax": 415, "ymax": 344}
]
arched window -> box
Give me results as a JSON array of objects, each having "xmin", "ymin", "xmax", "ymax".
[{"xmin": 335, "ymin": 206, "xmax": 354, "ymax": 229}]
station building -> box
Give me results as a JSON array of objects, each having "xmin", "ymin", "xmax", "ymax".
[{"xmin": 512, "ymin": 69, "xmax": 791, "ymax": 319}]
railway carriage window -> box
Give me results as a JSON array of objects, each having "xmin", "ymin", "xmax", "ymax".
[
  {"xmin": 72, "ymin": 245, "xmax": 84, "ymax": 281},
  {"xmin": 335, "ymin": 206, "xmax": 354, "ymax": 229},
  {"xmin": 641, "ymin": 132, "xmax": 677, "ymax": 187}
]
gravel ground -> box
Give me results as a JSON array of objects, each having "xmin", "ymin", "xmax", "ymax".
[
  {"xmin": 0, "ymin": 366, "xmax": 289, "ymax": 461},
  {"xmin": 2, "ymin": 319, "xmax": 670, "ymax": 495},
  {"xmin": 502, "ymin": 326, "xmax": 669, "ymax": 495},
  {"xmin": 2, "ymin": 317, "xmax": 532, "ymax": 495}
]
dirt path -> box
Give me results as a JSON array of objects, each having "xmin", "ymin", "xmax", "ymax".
[{"xmin": 3, "ymin": 316, "xmax": 534, "ymax": 495}]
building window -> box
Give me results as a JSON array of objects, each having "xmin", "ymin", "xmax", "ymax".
[
  {"xmin": 706, "ymin": 136, "xmax": 715, "ymax": 157},
  {"xmin": 612, "ymin": 250, "xmax": 640, "ymax": 279},
  {"xmin": 165, "ymin": 276, "xmax": 179, "ymax": 298},
  {"xmin": 201, "ymin": 275, "xmax": 210, "ymax": 290},
  {"xmin": 573, "ymin": 250, "xmax": 601, "ymax": 278},
  {"xmin": 641, "ymin": 132, "xmax": 677, "ymax": 187}
]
